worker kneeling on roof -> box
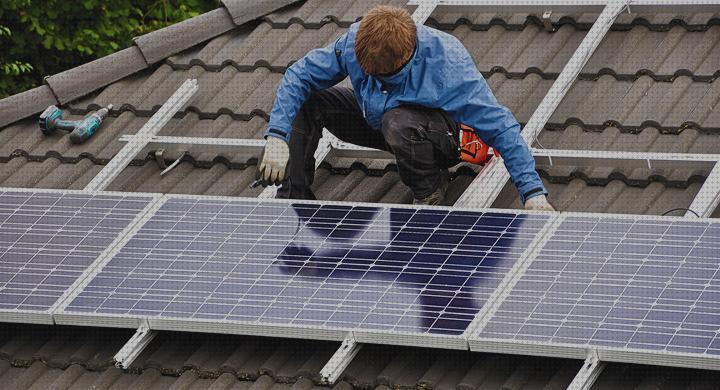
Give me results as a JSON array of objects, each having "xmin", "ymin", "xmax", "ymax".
[{"xmin": 258, "ymin": 5, "xmax": 553, "ymax": 210}]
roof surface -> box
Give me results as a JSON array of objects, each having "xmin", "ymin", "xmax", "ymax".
[
  {"xmin": 0, "ymin": 0, "xmax": 719, "ymax": 388},
  {"xmin": 3, "ymin": 323, "xmax": 720, "ymax": 390}
]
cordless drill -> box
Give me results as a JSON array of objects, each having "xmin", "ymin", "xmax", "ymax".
[{"xmin": 39, "ymin": 104, "xmax": 113, "ymax": 144}]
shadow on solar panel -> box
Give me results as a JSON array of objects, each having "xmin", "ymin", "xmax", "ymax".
[{"xmin": 59, "ymin": 198, "xmax": 548, "ymax": 344}]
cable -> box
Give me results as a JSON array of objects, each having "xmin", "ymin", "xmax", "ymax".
[{"xmin": 662, "ymin": 208, "xmax": 700, "ymax": 217}]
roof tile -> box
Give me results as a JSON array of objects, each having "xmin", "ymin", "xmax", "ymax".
[
  {"xmin": 221, "ymin": 0, "xmax": 301, "ymax": 26},
  {"xmin": 133, "ymin": 8, "xmax": 236, "ymax": 65},
  {"xmin": 44, "ymin": 46, "xmax": 148, "ymax": 104},
  {"xmin": 0, "ymin": 85, "xmax": 58, "ymax": 129}
]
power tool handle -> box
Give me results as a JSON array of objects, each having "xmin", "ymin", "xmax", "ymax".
[
  {"xmin": 69, "ymin": 115, "xmax": 101, "ymax": 144},
  {"xmin": 53, "ymin": 119, "xmax": 78, "ymax": 131}
]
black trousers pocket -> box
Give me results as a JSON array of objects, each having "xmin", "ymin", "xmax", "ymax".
[{"xmin": 425, "ymin": 129, "xmax": 461, "ymax": 168}]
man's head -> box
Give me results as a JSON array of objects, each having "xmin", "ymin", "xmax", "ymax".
[{"xmin": 355, "ymin": 5, "xmax": 417, "ymax": 76}]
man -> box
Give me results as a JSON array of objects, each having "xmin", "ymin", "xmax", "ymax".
[{"xmin": 257, "ymin": 5, "xmax": 554, "ymax": 210}]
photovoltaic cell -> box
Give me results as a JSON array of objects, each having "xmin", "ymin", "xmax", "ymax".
[
  {"xmin": 0, "ymin": 190, "xmax": 153, "ymax": 318},
  {"xmin": 475, "ymin": 214, "xmax": 720, "ymax": 358},
  {"xmin": 62, "ymin": 197, "xmax": 550, "ymax": 338}
]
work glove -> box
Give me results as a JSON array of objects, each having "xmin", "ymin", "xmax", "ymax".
[
  {"xmin": 524, "ymin": 194, "xmax": 555, "ymax": 211},
  {"xmin": 257, "ymin": 136, "xmax": 290, "ymax": 186}
]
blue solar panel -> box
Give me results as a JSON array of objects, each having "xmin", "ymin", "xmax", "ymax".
[
  {"xmin": 475, "ymin": 214, "xmax": 720, "ymax": 357},
  {"xmin": 0, "ymin": 190, "xmax": 154, "ymax": 318},
  {"xmin": 62, "ymin": 197, "xmax": 551, "ymax": 337}
]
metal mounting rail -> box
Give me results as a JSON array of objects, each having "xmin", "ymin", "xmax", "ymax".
[
  {"xmin": 84, "ymin": 79, "xmax": 199, "ymax": 192},
  {"xmin": 567, "ymin": 351, "xmax": 605, "ymax": 390},
  {"xmin": 532, "ymin": 149, "xmax": 720, "ymax": 170},
  {"xmin": 319, "ymin": 334, "xmax": 362, "ymax": 385},
  {"xmin": 114, "ymin": 320, "xmax": 157, "ymax": 369},
  {"xmin": 686, "ymin": 164, "xmax": 720, "ymax": 217},
  {"xmin": 455, "ymin": 0, "xmax": 628, "ymax": 208}
]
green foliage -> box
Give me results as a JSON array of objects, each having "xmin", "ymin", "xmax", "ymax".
[{"xmin": 0, "ymin": 0, "xmax": 218, "ymax": 98}]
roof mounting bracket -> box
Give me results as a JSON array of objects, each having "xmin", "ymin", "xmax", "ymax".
[
  {"xmin": 541, "ymin": 10, "xmax": 555, "ymax": 31},
  {"xmin": 114, "ymin": 319, "xmax": 156, "ymax": 369},
  {"xmin": 154, "ymin": 149, "xmax": 167, "ymax": 170},
  {"xmin": 567, "ymin": 350, "xmax": 605, "ymax": 390},
  {"xmin": 319, "ymin": 334, "xmax": 362, "ymax": 385},
  {"xmin": 84, "ymin": 78, "xmax": 198, "ymax": 192},
  {"xmin": 160, "ymin": 151, "xmax": 187, "ymax": 176}
]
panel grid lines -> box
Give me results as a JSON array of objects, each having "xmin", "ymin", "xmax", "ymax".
[
  {"xmin": 61, "ymin": 197, "xmax": 551, "ymax": 338},
  {"xmin": 474, "ymin": 213, "xmax": 720, "ymax": 360},
  {"xmin": 0, "ymin": 190, "xmax": 154, "ymax": 320}
]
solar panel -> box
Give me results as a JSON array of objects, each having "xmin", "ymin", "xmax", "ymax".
[
  {"xmin": 470, "ymin": 213, "xmax": 720, "ymax": 370},
  {"xmin": 57, "ymin": 196, "xmax": 552, "ymax": 348},
  {"xmin": 0, "ymin": 189, "xmax": 156, "ymax": 324}
]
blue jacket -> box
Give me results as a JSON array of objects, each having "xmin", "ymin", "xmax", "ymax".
[{"xmin": 266, "ymin": 23, "xmax": 546, "ymax": 203}]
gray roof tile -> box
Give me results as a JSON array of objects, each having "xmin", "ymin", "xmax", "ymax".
[
  {"xmin": 44, "ymin": 46, "xmax": 148, "ymax": 104},
  {"xmin": 0, "ymin": 323, "xmax": 718, "ymax": 390},
  {"xmin": 133, "ymin": 8, "xmax": 236, "ymax": 65},
  {"xmin": 548, "ymin": 76, "xmax": 720, "ymax": 131},
  {"xmin": 221, "ymin": 0, "xmax": 301, "ymax": 26},
  {"xmin": 0, "ymin": 85, "xmax": 58, "ymax": 129}
]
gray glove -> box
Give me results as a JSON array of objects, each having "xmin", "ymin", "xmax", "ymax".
[
  {"xmin": 258, "ymin": 136, "xmax": 290, "ymax": 186},
  {"xmin": 524, "ymin": 194, "xmax": 555, "ymax": 211}
]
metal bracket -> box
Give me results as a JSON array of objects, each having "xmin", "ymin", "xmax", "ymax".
[
  {"xmin": 84, "ymin": 79, "xmax": 198, "ymax": 192},
  {"xmin": 686, "ymin": 162, "xmax": 720, "ymax": 217},
  {"xmin": 542, "ymin": 10, "xmax": 555, "ymax": 31},
  {"xmin": 319, "ymin": 334, "xmax": 362, "ymax": 385},
  {"xmin": 567, "ymin": 350, "xmax": 605, "ymax": 390},
  {"xmin": 160, "ymin": 151, "xmax": 187, "ymax": 176},
  {"xmin": 114, "ymin": 320, "xmax": 157, "ymax": 369},
  {"xmin": 154, "ymin": 149, "xmax": 167, "ymax": 170}
]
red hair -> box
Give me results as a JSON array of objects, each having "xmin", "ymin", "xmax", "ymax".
[{"xmin": 355, "ymin": 5, "xmax": 416, "ymax": 75}]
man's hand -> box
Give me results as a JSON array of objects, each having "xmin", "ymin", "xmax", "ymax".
[
  {"xmin": 525, "ymin": 195, "xmax": 555, "ymax": 211},
  {"xmin": 257, "ymin": 136, "xmax": 290, "ymax": 186}
]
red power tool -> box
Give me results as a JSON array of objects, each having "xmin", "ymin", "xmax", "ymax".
[{"xmin": 459, "ymin": 123, "xmax": 499, "ymax": 165}]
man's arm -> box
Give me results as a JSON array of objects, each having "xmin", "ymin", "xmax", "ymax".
[
  {"xmin": 265, "ymin": 34, "xmax": 349, "ymax": 143},
  {"xmin": 441, "ymin": 46, "xmax": 547, "ymax": 204}
]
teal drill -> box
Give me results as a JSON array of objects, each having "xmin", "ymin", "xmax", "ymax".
[{"xmin": 39, "ymin": 104, "xmax": 113, "ymax": 144}]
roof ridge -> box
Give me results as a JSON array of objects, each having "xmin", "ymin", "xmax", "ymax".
[{"xmin": 0, "ymin": 0, "xmax": 301, "ymax": 129}]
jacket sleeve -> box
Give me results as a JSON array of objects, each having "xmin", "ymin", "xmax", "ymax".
[
  {"xmin": 441, "ymin": 46, "xmax": 547, "ymax": 204},
  {"xmin": 265, "ymin": 33, "xmax": 349, "ymax": 143}
]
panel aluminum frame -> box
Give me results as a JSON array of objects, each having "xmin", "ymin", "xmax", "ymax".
[
  {"xmin": 467, "ymin": 211, "xmax": 720, "ymax": 372},
  {"xmin": 0, "ymin": 187, "xmax": 162, "ymax": 324},
  {"xmin": 53, "ymin": 195, "xmax": 168, "ymax": 328},
  {"xmin": 462, "ymin": 213, "xmax": 560, "ymax": 338}
]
